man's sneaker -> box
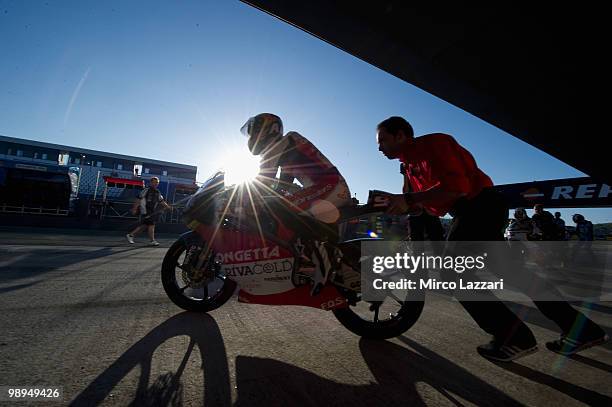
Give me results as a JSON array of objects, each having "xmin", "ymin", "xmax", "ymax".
[
  {"xmin": 477, "ymin": 339, "xmax": 538, "ymax": 362},
  {"xmin": 126, "ymin": 234, "xmax": 135, "ymax": 244},
  {"xmin": 546, "ymin": 333, "xmax": 609, "ymax": 356},
  {"xmin": 149, "ymin": 240, "xmax": 160, "ymax": 246}
]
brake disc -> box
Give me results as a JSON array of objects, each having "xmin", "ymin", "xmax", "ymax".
[
  {"xmin": 178, "ymin": 245, "xmax": 207, "ymax": 288},
  {"xmin": 181, "ymin": 264, "xmax": 208, "ymax": 288}
]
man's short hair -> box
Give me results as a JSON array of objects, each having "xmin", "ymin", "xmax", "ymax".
[
  {"xmin": 534, "ymin": 204, "xmax": 544, "ymax": 211},
  {"xmin": 150, "ymin": 177, "xmax": 160, "ymax": 183},
  {"xmin": 377, "ymin": 116, "xmax": 414, "ymax": 138}
]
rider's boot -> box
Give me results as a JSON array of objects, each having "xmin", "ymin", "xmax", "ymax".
[
  {"xmin": 310, "ymin": 241, "xmax": 332, "ymax": 296},
  {"xmin": 333, "ymin": 262, "xmax": 362, "ymax": 292},
  {"xmin": 292, "ymin": 238, "xmax": 316, "ymax": 286}
]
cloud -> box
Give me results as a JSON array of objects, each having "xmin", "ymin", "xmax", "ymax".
[{"xmin": 63, "ymin": 66, "xmax": 91, "ymax": 126}]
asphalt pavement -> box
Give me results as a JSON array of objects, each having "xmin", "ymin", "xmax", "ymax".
[{"xmin": 0, "ymin": 227, "xmax": 611, "ymax": 406}]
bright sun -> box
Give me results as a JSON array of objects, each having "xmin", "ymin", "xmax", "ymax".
[{"xmin": 219, "ymin": 146, "xmax": 261, "ymax": 186}]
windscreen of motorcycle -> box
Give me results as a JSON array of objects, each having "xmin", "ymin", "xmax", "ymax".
[{"xmin": 183, "ymin": 172, "xmax": 225, "ymax": 224}]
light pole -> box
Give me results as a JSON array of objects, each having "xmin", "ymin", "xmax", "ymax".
[{"xmin": 76, "ymin": 154, "xmax": 86, "ymax": 195}]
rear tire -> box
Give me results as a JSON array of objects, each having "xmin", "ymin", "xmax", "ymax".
[
  {"xmin": 332, "ymin": 239, "xmax": 424, "ymax": 339},
  {"xmin": 332, "ymin": 298, "xmax": 424, "ymax": 339},
  {"xmin": 161, "ymin": 238, "xmax": 235, "ymax": 312}
]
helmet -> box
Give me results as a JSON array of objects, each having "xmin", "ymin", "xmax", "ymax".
[
  {"xmin": 240, "ymin": 113, "xmax": 283, "ymax": 155},
  {"xmin": 572, "ymin": 213, "xmax": 585, "ymax": 223}
]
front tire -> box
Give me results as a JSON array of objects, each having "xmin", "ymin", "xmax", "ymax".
[{"xmin": 161, "ymin": 238, "xmax": 236, "ymax": 312}]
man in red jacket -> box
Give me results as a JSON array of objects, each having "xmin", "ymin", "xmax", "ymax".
[{"xmin": 376, "ymin": 116, "xmax": 608, "ymax": 361}]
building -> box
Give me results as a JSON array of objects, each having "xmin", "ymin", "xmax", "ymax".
[{"xmin": 0, "ymin": 134, "xmax": 197, "ymax": 207}]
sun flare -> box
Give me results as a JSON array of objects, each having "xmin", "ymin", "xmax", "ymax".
[{"xmin": 218, "ymin": 146, "xmax": 261, "ymax": 186}]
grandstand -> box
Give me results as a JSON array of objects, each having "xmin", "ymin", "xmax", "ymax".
[
  {"xmin": 0, "ymin": 134, "xmax": 197, "ymax": 204},
  {"xmin": 0, "ymin": 135, "xmax": 197, "ymax": 225}
]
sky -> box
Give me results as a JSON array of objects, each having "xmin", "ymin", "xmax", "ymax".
[{"xmin": 1, "ymin": 0, "xmax": 610, "ymax": 224}]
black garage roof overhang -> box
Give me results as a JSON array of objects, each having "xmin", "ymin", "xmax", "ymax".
[{"xmin": 243, "ymin": 2, "xmax": 603, "ymax": 183}]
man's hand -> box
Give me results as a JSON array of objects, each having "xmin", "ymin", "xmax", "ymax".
[
  {"xmin": 385, "ymin": 193, "xmax": 422, "ymax": 215},
  {"xmin": 385, "ymin": 194, "xmax": 409, "ymax": 215}
]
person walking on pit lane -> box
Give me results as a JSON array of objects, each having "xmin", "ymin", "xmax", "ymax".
[{"xmin": 126, "ymin": 177, "xmax": 172, "ymax": 246}]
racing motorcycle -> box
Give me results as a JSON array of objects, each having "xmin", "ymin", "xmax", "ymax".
[{"xmin": 161, "ymin": 172, "xmax": 424, "ymax": 339}]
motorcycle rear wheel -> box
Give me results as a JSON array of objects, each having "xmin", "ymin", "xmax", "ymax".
[
  {"xmin": 161, "ymin": 239, "xmax": 235, "ymax": 312},
  {"xmin": 332, "ymin": 295, "xmax": 424, "ymax": 339}
]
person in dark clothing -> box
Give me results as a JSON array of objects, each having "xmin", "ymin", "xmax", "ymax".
[
  {"xmin": 547, "ymin": 211, "xmax": 570, "ymax": 267},
  {"xmin": 376, "ymin": 116, "xmax": 608, "ymax": 361},
  {"xmin": 532, "ymin": 204, "xmax": 557, "ymax": 240},
  {"xmin": 553, "ymin": 211, "xmax": 567, "ymax": 241},
  {"xmin": 408, "ymin": 213, "xmax": 445, "ymax": 241},
  {"xmin": 569, "ymin": 213, "xmax": 596, "ymax": 269},
  {"xmin": 504, "ymin": 208, "xmax": 536, "ymax": 241},
  {"xmin": 400, "ymin": 162, "xmax": 445, "ymax": 241},
  {"xmin": 573, "ymin": 213, "xmax": 594, "ymax": 241}
]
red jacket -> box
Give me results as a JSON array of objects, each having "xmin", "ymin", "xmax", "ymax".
[{"xmin": 400, "ymin": 133, "xmax": 493, "ymax": 216}]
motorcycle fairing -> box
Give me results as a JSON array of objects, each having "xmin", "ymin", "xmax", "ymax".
[
  {"xmin": 237, "ymin": 284, "xmax": 348, "ymax": 310},
  {"xmin": 198, "ymin": 223, "xmax": 297, "ymax": 295}
]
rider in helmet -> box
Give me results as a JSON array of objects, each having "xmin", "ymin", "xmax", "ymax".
[{"xmin": 241, "ymin": 113, "xmax": 352, "ymax": 294}]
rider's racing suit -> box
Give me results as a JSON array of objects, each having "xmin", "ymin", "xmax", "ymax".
[
  {"xmin": 257, "ymin": 131, "xmax": 352, "ymax": 293},
  {"xmin": 258, "ymin": 131, "xmax": 351, "ymax": 224}
]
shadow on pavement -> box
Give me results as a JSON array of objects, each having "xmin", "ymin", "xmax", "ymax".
[
  {"xmin": 364, "ymin": 336, "xmax": 524, "ymax": 406},
  {"xmin": 233, "ymin": 337, "xmax": 524, "ymax": 407},
  {"xmin": 491, "ymin": 359, "xmax": 612, "ymax": 405},
  {"xmin": 0, "ymin": 246, "xmax": 138, "ymax": 293},
  {"xmin": 70, "ymin": 312, "xmax": 231, "ymax": 406},
  {"xmin": 399, "ymin": 336, "xmax": 612, "ymax": 406},
  {"xmin": 0, "ymin": 281, "xmax": 38, "ymax": 294},
  {"xmin": 70, "ymin": 311, "xmax": 612, "ymax": 406},
  {"xmin": 73, "ymin": 312, "xmax": 526, "ymax": 406},
  {"xmin": 568, "ymin": 354, "xmax": 612, "ymax": 375},
  {"xmin": 571, "ymin": 302, "xmax": 612, "ymax": 315},
  {"xmin": 504, "ymin": 301, "xmax": 612, "ymax": 351}
]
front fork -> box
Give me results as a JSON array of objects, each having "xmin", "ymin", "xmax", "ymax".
[{"xmin": 178, "ymin": 231, "xmax": 217, "ymax": 281}]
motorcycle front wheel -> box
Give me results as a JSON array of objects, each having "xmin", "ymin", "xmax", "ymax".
[{"xmin": 161, "ymin": 239, "xmax": 236, "ymax": 312}]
